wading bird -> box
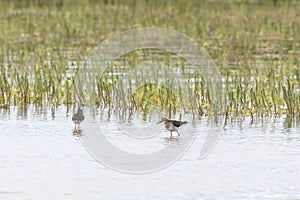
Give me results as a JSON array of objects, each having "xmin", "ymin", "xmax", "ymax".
[
  {"xmin": 72, "ymin": 108, "xmax": 84, "ymax": 130},
  {"xmin": 157, "ymin": 118, "xmax": 188, "ymax": 136}
]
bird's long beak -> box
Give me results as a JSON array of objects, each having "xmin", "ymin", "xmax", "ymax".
[{"xmin": 157, "ymin": 120, "xmax": 163, "ymax": 124}]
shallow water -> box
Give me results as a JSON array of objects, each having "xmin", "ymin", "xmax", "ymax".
[{"xmin": 0, "ymin": 106, "xmax": 300, "ymax": 200}]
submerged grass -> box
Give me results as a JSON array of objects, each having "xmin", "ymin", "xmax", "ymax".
[{"xmin": 0, "ymin": 0, "xmax": 300, "ymax": 120}]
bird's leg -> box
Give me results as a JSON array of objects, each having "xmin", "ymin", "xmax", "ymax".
[
  {"xmin": 170, "ymin": 131, "xmax": 173, "ymax": 137},
  {"xmin": 74, "ymin": 123, "xmax": 77, "ymax": 130},
  {"xmin": 176, "ymin": 130, "xmax": 180, "ymax": 136}
]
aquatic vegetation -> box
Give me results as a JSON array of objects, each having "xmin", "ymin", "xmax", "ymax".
[{"xmin": 0, "ymin": 0, "xmax": 299, "ymax": 120}]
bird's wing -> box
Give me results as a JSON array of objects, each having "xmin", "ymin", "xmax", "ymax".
[
  {"xmin": 72, "ymin": 113, "xmax": 79, "ymax": 121},
  {"xmin": 172, "ymin": 120, "xmax": 188, "ymax": 127},
  {"xmin": 172, "ymin": 120, "xmax": 183, "ymax": 127}
]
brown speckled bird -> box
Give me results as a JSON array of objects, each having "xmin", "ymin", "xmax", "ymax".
[
  {"xmin": 72, "ymin": 108, "xmax": 84, "ymax": 130},
  {"xmin": 157, "ymin": 118, "xmax": 188, "ymax": 136}
]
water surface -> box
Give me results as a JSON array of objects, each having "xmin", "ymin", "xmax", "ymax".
[{"xmin": 0, "ymin": 106, "xmax": 299, "ymax": 199}]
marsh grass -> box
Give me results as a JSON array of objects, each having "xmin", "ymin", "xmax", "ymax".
[{"xmin": 0, "ymin": 0, "xmax": 299, "ymax": 120}]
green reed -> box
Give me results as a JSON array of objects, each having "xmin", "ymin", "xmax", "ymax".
[{"xmin": 0, "ymin": 0, "xmax": 299, "ymax": 120}]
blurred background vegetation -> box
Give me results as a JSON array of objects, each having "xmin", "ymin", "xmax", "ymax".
[
  {"xmin": 1, "ymin": 0, "xmax": 298, "ymax": 61},
  {"xmin": 0, "ymin": 0, "xmax": 299, "ymax": 119}
]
